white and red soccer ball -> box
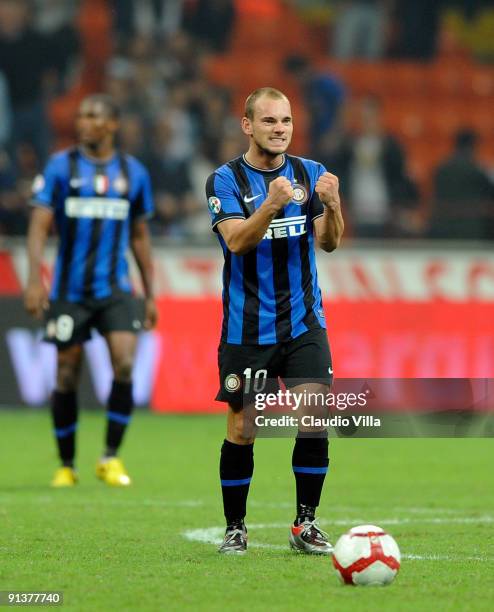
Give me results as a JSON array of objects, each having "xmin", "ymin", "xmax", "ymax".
[{"xmin": 332, "ymin": 525, "xmax": 401, "ymax": 586}]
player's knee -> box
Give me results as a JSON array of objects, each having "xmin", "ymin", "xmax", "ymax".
[
  {"xmin": 112, "ymin": 357, "xmax": 134, "ymax": 382},
  {"xmin": 229, "ymin": 414, "xmax": 256, "ymax": 445},
  {"xmin": 229, "ymin": 431, "xmax": 255, "ymax": 445},
  {"xmin": 57, "ymin": 363, "xmax": 79, "ymax": 392}
]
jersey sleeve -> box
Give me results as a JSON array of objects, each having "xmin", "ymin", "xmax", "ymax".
[
  {"xmin": 308, "ymin": 162, "xmax": 327, "ymax": 223},
  {"xmin": 130, "ymin": 165, "xmax": 154, "ymax": 221},
  {"xmin": 30, "ymin": 157, "xmax": 60, "ymax": 210},
  {"xmin": 206, "ymin": 169, "xmax": 245, "ymax": 232}
]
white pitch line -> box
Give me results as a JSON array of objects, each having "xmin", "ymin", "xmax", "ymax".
[
  {"xmin": 403, "ymin": 553, "xmax": 493, "ymax": 562},
  {"xmin": 394, "ymin": 507, "xmax": 467, "ymax": 515},
  {"xmin": 245, "ymin": 502, "xmax": 476, "ymax": 515},
  {"xmin": 0, "ymin": 496, "xmax": 485, "ymax": 516},
  {"xmin": 183, "ymin": 520, "xmax": 494, "ymax": 562},
  {"xmin": 197, "ymin": 517, "xmax": 494, "ymax": 528},
  {"xmin": 2, "ymin": 496, "xmax": 492, "ymax": 521},
  {"xmin": 183, "ymin": 516, "xmax": 494, "ymax": 536},
  {"xmin": 330, "ymin": 516, "xmax": 494, "ymax": 526},
  {"xmin": 0, "ymin": 496, "xmax": 204, "ymax": 508}
]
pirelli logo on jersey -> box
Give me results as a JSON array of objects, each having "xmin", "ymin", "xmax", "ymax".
[
  {"xmin": 65, "ymin": 197, "xmax": 130, "ymax": 220},
  {"xmin": 264, "ymin": 215, "xmax": 307, "ymax": 240}
]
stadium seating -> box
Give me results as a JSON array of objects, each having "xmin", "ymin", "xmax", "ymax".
[
  {"xmin": 47, "ymin": 0, "xmax": 494, "ymax": 197},
  {"xmin": 205, "ymin": 41, "xmax": 494, "ymax": 194}
]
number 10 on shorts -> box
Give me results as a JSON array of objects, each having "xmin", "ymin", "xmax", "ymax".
[{"xmin": 243, "ymin": 368, "xmax": 267, "ymax": 393}]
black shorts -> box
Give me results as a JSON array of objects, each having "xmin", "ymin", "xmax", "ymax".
[
  {"xmin": 44, "ymin": 293, "xmax": 143, "ymax": 349},
  {"xmin": 216, "ymin": 328, "xmax": 333, "ymax": 407}
]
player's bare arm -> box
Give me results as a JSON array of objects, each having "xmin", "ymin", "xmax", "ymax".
[
  {"xmin": 313, "ymin": 172, "xmax": 344, "ymax": 252},
  {"xmin": 24, "ymin": 206, "xmax": 53, "ymax": 319},
  {"xmin": 218, "ymin": 177, "xmax": 294, "ymax": 255},
  {"xmin": 130, "ymin": 219, "xmax": 157, "ymax": 330}
]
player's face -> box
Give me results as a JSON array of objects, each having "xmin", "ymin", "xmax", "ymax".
[
  {"xmin": 243, "ymin": 96, "xmax": 293, "ymax": 156},
  {"xmin": 76, "ymin": 100, "xmax": 118, "ymax": 147}
]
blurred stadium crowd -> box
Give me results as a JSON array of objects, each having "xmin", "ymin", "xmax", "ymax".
[{"xmin": 0, "ymin": 0, "xmax": 493, "ymax": 241}]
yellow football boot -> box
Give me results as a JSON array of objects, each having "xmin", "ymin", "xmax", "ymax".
[
  {"xmin": 96, "ymin": 457, "xmax": 131, "ymax": 486},
  {"xmin": 51, "ymin": 466, "xmax": 78, "ymax": 487}
]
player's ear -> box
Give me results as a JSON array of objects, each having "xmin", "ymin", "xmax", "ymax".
[{"xmin": 241, "ymin": 116, "xmax": 253, "ymax": 136}]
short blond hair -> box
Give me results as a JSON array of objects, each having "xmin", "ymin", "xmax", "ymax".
[{"xmin": 244, "ymin": 87, "xmax": 289, "ymax": 120}]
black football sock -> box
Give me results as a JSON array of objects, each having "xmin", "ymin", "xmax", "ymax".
[
  {"xmin": 105, "ymin": 380, "xmax": 133, "ymax": 456},
  {"xmin": 220, "ymin": 439, "xmax": 254, "ymax": 527},
  {"xmin": 52, "ymin": 390, "xmax": 78, "ymax": 467},
  {"xmin": 292, "ymin": 433, "xmax": 329, "ymax": 524}
]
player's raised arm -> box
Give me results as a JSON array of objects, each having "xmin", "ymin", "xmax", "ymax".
[
  {"xmin": 218, "ymin": 176, "xmax": 293, "ymax": 255},
  {"xmin": 24, "ymin": 206, "xmax": 52, "ymax": 319},
  {"xmin": 130, "ymin": 219, "xmax": 157, "ymax": 330},
  {"xmin": 313, "ymin": 172, "xmax": 344, "ymax": 252}
]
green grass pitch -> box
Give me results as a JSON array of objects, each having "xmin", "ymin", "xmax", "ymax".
[{"xmin": 0, "ymin": 410, "xmax": 492, "ymax": 611}]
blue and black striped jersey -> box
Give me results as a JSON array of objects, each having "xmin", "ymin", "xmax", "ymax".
[
  {"xmin": 32, "ymin": 147, "xmax": 154, "ymax": 302},
  {"xmin": 206, "ymin": 154, "xmax": 327, "ymax": 345}
]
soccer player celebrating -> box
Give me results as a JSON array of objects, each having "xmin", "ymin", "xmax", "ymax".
[
  {"xmin": 206, "ymin": 88, "xmax": 344, "ymax": 554},
  {"xmin": 24, "ymin": 94, "xmax": 156, "ymax": 487}
]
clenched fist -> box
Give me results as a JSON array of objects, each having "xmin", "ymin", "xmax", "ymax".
[
  {"xmin": 315, "ymin": 172, "xmax": 341, "ymax": 211},
  {"xmin": 267, "ymin": 177, "xmax": 294, "ymax": 209}
]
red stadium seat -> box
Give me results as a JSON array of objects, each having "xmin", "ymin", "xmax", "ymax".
[
  {"xmin": 422, "ymin": 102, "xmax": 473, "ymax": 138},
  {"xmin": 468, "ymin": 65, "xmax": 494, "ymax": 98},
  {"xmin": 426, "ymin": 61, "xmax": 473, "ymax": 97},
  {"xmin": 381, "ymin": 97, "xmax": 429, "ymax": 140}
]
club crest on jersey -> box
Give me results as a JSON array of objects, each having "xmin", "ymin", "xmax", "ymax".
[
  {"xmin": 292, "ymin": 184, "xmax": 308, "ymax": 205},
  {"xmin": 224, "ymin": 373, "xmax": 241, "ymax": 393},
  {"xmin": 94, "ymin": 175, "xmax": 110, "ymax": 194},
  {"xmin": 32, "ymin": 174, "xmax": 45, "ymax": 194},
  {"xmin": 114, "ymin": 175, "xmax": 128, "ymax": 195},
  {"xmin": 208, "ymin": 196, "xmax": 221, "ymax": 214}
]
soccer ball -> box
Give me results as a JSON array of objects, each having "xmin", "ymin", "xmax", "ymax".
[{"xmin": 332, "ymin": 524, "xmax": 401, "ymax": 586}]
